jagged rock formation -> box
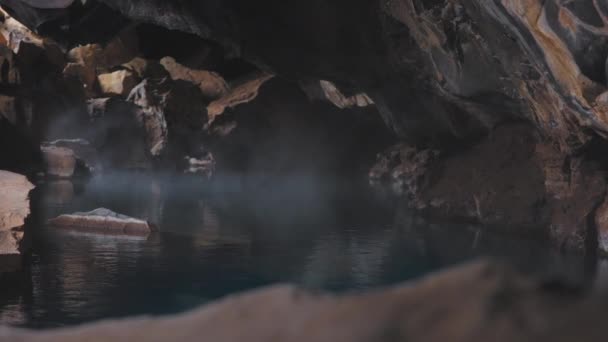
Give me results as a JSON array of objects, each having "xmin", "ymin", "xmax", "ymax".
[
  {"xmin": 3, "ymin": 260, "xmax": 608, "ymax": 341},
  {"xmin": 2, "ymin": 0, "xmax": 608, "ymax": 252},
  {"xmin": 0, "ymin": 170, "xmax": 34, "ymax": 272}
]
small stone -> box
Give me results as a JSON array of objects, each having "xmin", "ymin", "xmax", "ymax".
[{"xmin": 97, "ymin": 70, "xmax": 138, "ymax": 96}]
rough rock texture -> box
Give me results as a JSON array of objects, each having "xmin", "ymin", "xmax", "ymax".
[
  {"xmin": 3, "ymin": 0, "xmax": 608, "ymax": 252},
  {"xmin": 48, "ymin": 208, "xmax": 152, "ymax": 236},
  {"xmin": 207, "ymin": 71, "xmax": 273, "ymax": 122},
  {"xmin": 371, "ymin": 123, "xmax": 607, "ymax": 251},
  {"xmin": 0, "ymin": 170, "xmax": 34, "ymax": 272},
  {"xmin": 40, "ymin": 145, "xmax": 76, "ymax": 178},
  {"xmin": 2, "ymin": 260, "xmax": 608, "ymax": 342},
  {"xmin": 160, "ymin": 56, "xmax": 228, "ymax": 100},
  {"xmin": 127, "ymin": 77, "xmax": 208, "ymax": 161},
  {"xmin": 97, "ymin": 70, "xmax": 138, "ymax": 97}
]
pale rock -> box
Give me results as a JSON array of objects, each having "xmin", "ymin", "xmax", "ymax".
[
  {"xmin": 160, "ymin": 56, "xmax": 229, "ymax": 99},
  {"xmin": 97, "ymin": 70, "xmax": 138, "ymax": 96}
]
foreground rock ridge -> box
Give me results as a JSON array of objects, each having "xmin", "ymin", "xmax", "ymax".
[{"xmin": 1, "ymin": 260, "xmax": 607, "ymax": 342}]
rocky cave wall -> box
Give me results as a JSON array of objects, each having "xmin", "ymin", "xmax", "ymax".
[{"xmin": 2, "ymin": 0, "xmax": 608, "ymax": 254}]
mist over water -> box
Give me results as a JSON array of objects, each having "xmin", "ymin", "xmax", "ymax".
[{"xmin": 0, "ymin": 172, "xmax": 591, "ymax": 328}]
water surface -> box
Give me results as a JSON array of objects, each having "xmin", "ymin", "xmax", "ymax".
[{"xmin": 0, "ymin": 172, "xmax": 591, "ymax": 328}]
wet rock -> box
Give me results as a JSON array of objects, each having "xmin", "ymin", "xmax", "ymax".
[
  {"xmin": 207, "ymin": 71, "xmax": 273, "ymax": 123},
  {"xmin": 127, "ymin": 77, "xmax": 207, "ymax": 160},
  {"xmin": 45, "ymin": 139, "xmax": 98, "ymax": 173},
  {"xmin": 48, "ymin": 208, "xmax": 152, "ymax": 236},
  {"xmin": 160, "ymin": 56, "xmax": 228, "ymax": 100},
  {"xmin": 0, "ymin": 170, "xmax": 34, "ymax": 272},
  {"xmin": 97, "ymin": 70, "xmax": 138, "ymax": 97},
  {"xmin": 40, "ymin": 145, "xmax": 76, "ymax": 178},
  {"xmin": 371, "ymin": 123, "xmax": 608, "ymax": 250},
  {"xmin": 369, "ymin": 144, "xmax": 438, "ymax": 197},
  {"xmin": 3, "ymin": 259, "xmax": 608, "ymax": 342},
  {"xmin": 318, "ymin": 80, "xmax": 374, "ymax": 109},
  {"xmin": 184, "ymin": 153, "xmax": 215, "ymax": 178}
]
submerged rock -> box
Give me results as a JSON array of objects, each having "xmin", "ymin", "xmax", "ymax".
[
  {"xmin": 48, "ymin": 208, "xmax": 152, "ymax": 236},
  {"xmin": 2, "ymin": 260, "xmax": 607, "ymax": 341},
  {"xmin": 0, "ymin": 170, "xmax": 34, "ymax": 272}
]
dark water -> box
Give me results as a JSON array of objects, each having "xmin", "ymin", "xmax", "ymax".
[{"xmin": 0, "ymin": 172, "xmax": 592, "ymax": 329}]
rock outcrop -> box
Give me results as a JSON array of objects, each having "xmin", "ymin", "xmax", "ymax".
[
  {"xmin": 2, "ymin": 260, "xmax": 608, "ymax": 341},
  {"xmin": 0, "ymin": 170, "xmax": 34, "ymax": 272},
  {"xmin": 48, "ymin": 208, "xmax": 153, "ymax": 236},
  {"xmin": 371, "ymin": 123, "xmax": 608, "ymax": 251}
]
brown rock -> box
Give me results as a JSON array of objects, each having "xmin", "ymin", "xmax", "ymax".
[
  {"xmin": 48, "ymin": 208, "xmax": 152, "ymax": 236},
  {"xmin": 97, "ymin": 70, "xmax": 138, "ymax": 96},
  {"xmin": 2, "ymin": 260, "xmax": 605, "ymax": 342},
  {"xmin": 41, "ymin": 145, "xmax": 76, "ymax": 178},
  {"xmin": 318, "ymin": 80, "xmax": 374, "ymax": 109},
  {"xmin": 207, "ymin": 71, "xmax": 274, "ymax": 123},
  {"xmin": 127, "ymin": 78, "xmax": 207, "ymax": 157},
  {"xmin": 160, "ymin": 56, "xmax": 228, "ymax": 100},
  {"xmin": 121, "ymin": 57, "xmax": 168, "ymax": 79},
  {"xmin": 371, "ymin": 123, "xmax": 608, "ymax": 251},
  {"xmin": 65, "ymin": 44, "xmax": 104, "ymax": 87},
  {"xmin": 0, "ymin": 170, "xmax": 34, "ymax": 272}
]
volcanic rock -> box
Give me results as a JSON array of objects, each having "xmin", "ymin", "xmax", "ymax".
[
  {"xmin": 127, "ymin": 77, "xmax": 207, "ymax": 159},
  {"xmin": 48, "ymin": 208, "xmax": 152, "ymax": 236},
  {"xmin": 41, "ymin": 145, "xmax": 76, "ymax": 178},
  {"xmin": 371, "ymin": 123, "xmax": 608, "ymax": 251},
  {"xmin": 207, "ymin": 71, "xmax": 273, "ymax": 123},
  {"xmin": 2, "ymin": 260, "xmax": 607, "ymax": 342},
  {"xmin": 97, "ymin": 70, "xmax": 138, "ymax": 97},
  {"xmin": 85, "ymin": 97, "xmax": 150, "ymax": 170},
  {"xmin": 160, "ymin": 56, "xmax": 228, "ymax": 100},
  {"xmin": 0, "ymin": 170, "xmax": 34, "ymax": 272}
]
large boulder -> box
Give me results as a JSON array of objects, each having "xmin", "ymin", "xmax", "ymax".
[
  {"xmin": 2, "ymin": 260, "xmax": 608, "ymax": 341},
  {"xmin": 41, "ymin": 145, "xmax": 76, "ymax": 178},
  {"xmin": 371, "ymin": 123, "xmax": 608, "ymax": 251},
  {"xmin": 0, "ymin": 170, "xmax": 34, "ymax": 272}
]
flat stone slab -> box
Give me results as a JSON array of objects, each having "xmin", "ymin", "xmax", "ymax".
[{"xmin": 48, "ymin": 208, "xmax": 152, "ymax": 236}]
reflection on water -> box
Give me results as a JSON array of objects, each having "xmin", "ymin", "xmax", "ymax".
[{"xmin": 0, "ymin": 172, "xmax": 592, "ymax": 328}]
